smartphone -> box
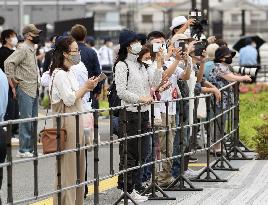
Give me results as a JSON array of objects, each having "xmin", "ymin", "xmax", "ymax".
[
  {"xmin": 174, "ymin": 41, "xmax": 185, "ymax": 52},
  {"xmin": 153, "ymin": 43, "xmax": 162, "ymax": 53},
  {"xmin": 97, "ymin": 73, "xmax": 107, "ymax": 82},
  {"xmin": 194, "ymin": 41, "xmax": 206, "ymax": 56}
]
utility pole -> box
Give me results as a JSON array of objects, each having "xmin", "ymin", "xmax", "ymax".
[
  {"xmin": 19, "ymin": 0, "xmax": 24, "ymax": 34},
  {"xmin": 241, "ymin": 9, "xmax": 246, "ymax": 36},
  {"xmin": 202, "ymin": 0, "xmax": 209, "ymax": 35},
  {"xmin": 191, "ymin": 0, "xmax": 196, "ymax": 10},
  {"xmin": 56, "ymin": 0, "xmax": 60, "ymax": 21}
]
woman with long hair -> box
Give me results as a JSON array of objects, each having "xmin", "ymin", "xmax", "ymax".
[
  {"xmin": 49, "ymin": 36, "xmax": 99, "ymax": 205},
  {"xmin": 115, "ymin": 30, "xmax": 163, "ymax": 202}
]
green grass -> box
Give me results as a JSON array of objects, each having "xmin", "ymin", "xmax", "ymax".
[{"xmin": 239, "ymin": 91, "xmax": 268, "ymax": 149}]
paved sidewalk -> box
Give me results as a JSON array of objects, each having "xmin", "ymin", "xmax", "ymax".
[{"xmin": 86, "ymin": 153, "xmax": 268, "ymax": 205}]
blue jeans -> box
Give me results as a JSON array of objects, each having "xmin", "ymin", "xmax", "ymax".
[
  {"xmin": 172, "ymin": 102, "xmax": 190, "ymax": 177},
  {"xmin": 142, "ymin": 136, "xmax": 152, "ymax": 182},
  {"xmin": 17, "ymin": 87, "xmax": 38, "ymax": 153}
]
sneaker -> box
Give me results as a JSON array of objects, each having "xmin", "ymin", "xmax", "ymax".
[
  {"xmin": 11, "ymin": 138, "xmax": 19, "ymax": 144},
  {"xmin": 189, "ymin": 156, "xmax": 198, "ymax": 163},
  {"xmin": 130, "ymin": 189, "xmax": 148, "ymax": 203},
  {"xmin": 16, "ymin": 151, "xmax": 26, "ymax": 158},
  {"xmin": 24, "ymin": 152, "xmax": 34, "ymax": 158},
  {"xmin": 184, "ymin": 169, "xmax": 200, "ymax": 179}
]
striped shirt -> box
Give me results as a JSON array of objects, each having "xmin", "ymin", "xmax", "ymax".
[{"xmin": 4, "ymin": 42, "xmax": 39, "ymax": 98}]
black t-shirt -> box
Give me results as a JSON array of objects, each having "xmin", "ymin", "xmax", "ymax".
[{"xmin": 0, "ymin": 46, "xmax": 14, "ymax": 72}]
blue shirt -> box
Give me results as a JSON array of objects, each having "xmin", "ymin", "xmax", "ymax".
[
  {"xmin": 239, "ymin": 45, "xmax": 258, "ymax": 66},
  {"xmin": 0, "ymin": 69, "xmax": 8, "ymax": 122},
  {"xmin": 78, "ymin": 42, "xmax": 102, "ymax": 94},
  {"xmin": 204, "ymin": 60, "xmax": 215, "ymax": 80}
]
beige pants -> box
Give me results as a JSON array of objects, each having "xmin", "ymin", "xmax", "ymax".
[
  {"xmin": 52, "ymin": 100, "xmax": 85, "ymax": 205},
  {"xmin": 156, "ymin": 114, "xmax": 175, "ymax": 186}
]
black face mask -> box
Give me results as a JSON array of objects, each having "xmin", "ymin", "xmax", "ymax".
[
  {"xmin": 224, "ymin": 56, "xmax": 232, "ymax": 64},
  {"xmin": 31, "ymin": 36, "xmax": 40, "ymax": 44}
]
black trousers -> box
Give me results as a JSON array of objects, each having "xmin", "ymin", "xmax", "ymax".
[{"xmin": 117, "ymin": 111, "xmax": 150, "ymax": 192}]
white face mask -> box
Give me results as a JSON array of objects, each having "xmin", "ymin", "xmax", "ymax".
[
  {"xmin": 11, "ymin": 37, "xmax": 18, "ymax": 47},
  {"xmin": 142, "ymin": 59, "xmax": 153, "ymax": 65},
  {"xmin": 130, "ymin": 42, "xmax": 142, "ymax": 55}
]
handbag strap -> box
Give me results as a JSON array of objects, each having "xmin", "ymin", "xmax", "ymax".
[{"xmin": 43, "ymin": 69, "xmax": 61, "ymax": 129}]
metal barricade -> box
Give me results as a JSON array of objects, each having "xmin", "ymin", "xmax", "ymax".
[{"xmin": 0, "ymin": 81, "xmax": 252, "ymax": 205}]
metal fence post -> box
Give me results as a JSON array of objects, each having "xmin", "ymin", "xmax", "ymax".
[
  {"xmin": 32, "ymin": 120, "xmax": 39, "ymax": 197},
  {"xmin": 191, "ymin": 95, "xmax": 227, "ymax": 182},
  {"xmin": 228, "ymin": 82, "xmax": 252, "ymax": 160},
  {"xmin": 56, "ymin": 116, "xmax": 62, "ymax": 205},
  {"xmin": 109, "ymin": 110, "xmax": 114, "ymax": 175},
  {"xmin": 75, "ymin": 115, "xmax": 81, "ymax": 186},
  {"xmin": 142, "ymin": 103, "xmax": 175, "ymax": 200},
  {"xmin": 165, "ymin": 99, "xmax": 202, "ymax": 191},
  {"xmin": 6, "ymin": 123, "xmax": 13, "ymax": 204},
  {"xmin": 93, "ymin": 110, "xmax": 100, "ymax": 205}
]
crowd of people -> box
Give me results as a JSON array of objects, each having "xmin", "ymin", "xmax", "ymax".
[{"xmin": 0, "ymin": 15, "xmax": 253, "ymax": 204}]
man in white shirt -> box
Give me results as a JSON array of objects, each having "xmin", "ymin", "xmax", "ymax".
[{"xmin": 98, "ymin": 37, "xmax": 113, "ymax": 85}]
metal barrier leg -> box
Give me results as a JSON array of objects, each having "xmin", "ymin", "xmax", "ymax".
[
  {"xmin": 142, "ymin": 104, "xmax": 175, "ymax": 200},
  {"xmin": 191, "ymin": 97, "xmax": 228, "ymax": 183},
  {"xmin": 164, "ymin": 100, "xmax": 203, "ymax": 191},
  {"xmin": 56, "ymin": 116, "xmax": 62, "ymax": 205},
  {"xmin": 32, "ymin": 120, "xmax": 39, "ymax": 197},
  {"xmin": 211, "ymin": 89, "xmax": 239, "ymax": 171},
  {"xmin": 109, "ymin": 110, "xmax": 114, "ymax": 175},
  {"xmin": 114, "ymin": 108, "xmax": 137, "ymax": 205},
  {"xmin": 6, "ymin": 124, "xmax": 13, "ymax": 204},
  {"xmin": 94, "ymin": 111, "xmax": 100, "ymax": 205},
  {"xmin": 228, "ymin": 83, "xmax": 253, "ymax": 160}
]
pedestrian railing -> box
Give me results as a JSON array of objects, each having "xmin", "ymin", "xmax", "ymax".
[{"xmin": 0, "ymin": 81, "xmax": 252, "ymax": 205}]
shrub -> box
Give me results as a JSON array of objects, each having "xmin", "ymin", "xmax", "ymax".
[{"xmin": 253, "ymin": 123, "xmax": 268, "ymax": 159}]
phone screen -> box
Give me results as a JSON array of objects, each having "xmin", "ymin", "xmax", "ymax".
[
  {"xmin": 153, "ymin": 43, "xmax": 162, "ymax": 53},
  {"xmin": 97, "ymin": 73, "xmax": 107, "ymax": 82},
  {"xmin": 174, "ymin": 41, "xmax": 185, "ymax": 52}
]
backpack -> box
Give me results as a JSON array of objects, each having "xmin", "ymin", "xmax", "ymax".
[{"xmin": 107, "ymin": 61, "xmax": 129, "ymax": 117}]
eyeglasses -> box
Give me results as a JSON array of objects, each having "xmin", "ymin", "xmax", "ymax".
[{"xmin": 69, "ymin": 49, "xmax": 80, "ymax": 54}]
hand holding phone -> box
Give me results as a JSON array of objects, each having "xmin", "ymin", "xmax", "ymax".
[
  {"xmin": 194, "ymin": 41, "xmax": 206, "ymax": 56},
  {"xmin": 97, "ymin": 73, "xmax": 107, "ymax": 82}
]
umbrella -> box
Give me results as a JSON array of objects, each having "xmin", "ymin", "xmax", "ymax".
[{"xmin": 233, "ymin": 35, "xmax": 265, "ymax": 51}]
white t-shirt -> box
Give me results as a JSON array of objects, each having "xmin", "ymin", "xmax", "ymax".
[{"xmin": 159, "ymin": 61, "xmax": 184, "ymax": 116}]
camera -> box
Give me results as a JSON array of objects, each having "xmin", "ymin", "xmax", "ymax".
[
  {"xmin": 189, "ymin": 8, "xmax": 208, "ymax": 40},
  {"xmin": 232, "ymin": 66, "xmax": 258, "ymax": 77},
  {"xmin": 194, "ymin": 41, "xmax": 206, "ymax": 56}
]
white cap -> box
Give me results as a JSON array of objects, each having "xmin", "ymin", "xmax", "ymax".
[{"xmin": 170, "ymin": 16, "xmax": 188, "ymax": 31}]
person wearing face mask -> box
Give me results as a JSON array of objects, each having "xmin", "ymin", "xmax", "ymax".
[
  {"xmin": 98, "ymin": 37, "xmax": 114, "ymax": 85},
  {"xmin": 170, "ymin": 16, "xmax": 195, "ymax": 37},
  {"xmin": 0, "ymin": 29, "xmax": 20, "ymax": 138},
  {"xmin": 4, "ymin": 24, "xmax": 42, "ymax": 158},
  {"xmin": 71, "ymin": 24, "xmax": 101, "ymax": 110},
  {"xmin": 115, "ymin": 30, "xmax": 163, "ymax": 202},
  {"xmin": 49, "ymin": 36, "xmax": 99, "ymax": 205},
  {"xmin": 208, "ymin": 46, "xmax": 251, "ymax": 153}
]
